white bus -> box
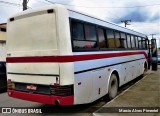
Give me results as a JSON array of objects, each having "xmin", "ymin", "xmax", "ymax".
[{"xmin": 7, "ymin": 4, "xmax": 149, "ymax": 106}]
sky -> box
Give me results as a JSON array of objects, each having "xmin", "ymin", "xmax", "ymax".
[{"xmin": 0, "ymin": 0, "xmax": 160, "ymax": 46}]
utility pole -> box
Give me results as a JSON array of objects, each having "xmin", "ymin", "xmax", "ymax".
[
  {"xmin": 150, "ymin": 34, "xmax": 156, "ymax": 39},
  {"xmin": 23, "ymin": 0, "xmax": 29, "ymax": 11},
  {"xmin": 121, "ymin": 20, "xmax": 131, "ymax": 27}
]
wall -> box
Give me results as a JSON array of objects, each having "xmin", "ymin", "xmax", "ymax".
[{"xmin": 0, "ymin": 31, "xmax": 6, "ymax": 62}]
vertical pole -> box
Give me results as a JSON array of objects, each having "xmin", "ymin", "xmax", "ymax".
[
  {"xmin": 23, "ymin": 0, "xmax": 28, "ymax": 11},
  {"xmin": 121, "ymin": 20, "xmax": 131, "ymax": 27}
]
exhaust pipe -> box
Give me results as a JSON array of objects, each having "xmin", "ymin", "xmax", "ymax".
[{"xmin": 55, "ymin": 100, "xmax": 60, "ymax": 106}]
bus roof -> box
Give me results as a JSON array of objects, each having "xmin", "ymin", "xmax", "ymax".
[
  {"xmin": 8, "ymin": 4, "xmax": 147, "ymax": 38},
  {"xmin": 68, "ymin": 9, "xmax": 147, "ymax": 38}
]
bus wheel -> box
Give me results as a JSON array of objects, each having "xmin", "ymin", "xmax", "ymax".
[{"xmin": 108, "ymin": 74, "xmax": 118, "ymax": 100}]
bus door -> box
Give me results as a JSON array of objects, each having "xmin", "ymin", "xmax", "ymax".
[{"xmin": 151, "ymin": 39, "xmax": 158, "ymax": 71}]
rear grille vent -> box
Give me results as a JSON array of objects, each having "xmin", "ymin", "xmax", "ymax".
[{"xmin": 50, "ymin": 85, "xmax": 73, "ymax": 96}]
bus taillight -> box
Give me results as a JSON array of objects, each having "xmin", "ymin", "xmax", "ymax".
[{"xmin": 7, "ymin": 79, "xmax": 15, "ymax": 89}]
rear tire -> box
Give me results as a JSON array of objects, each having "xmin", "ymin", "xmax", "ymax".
[{"xmin": 108, "ymin": 74, "xmax": 118, "ymax": 100}]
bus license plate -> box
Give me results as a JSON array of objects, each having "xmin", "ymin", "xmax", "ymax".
[{"xmin": 26, "ymin": 85, "xmax": 37, "ymax": 91}]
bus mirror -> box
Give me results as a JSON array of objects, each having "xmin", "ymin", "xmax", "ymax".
[
  {"xmin": 151, "ymin": 39, "xmax": 158, "ymax": 71},
  {"xmin": 146, "ymin": 39, "xmax": 151, "ymax": 70}
]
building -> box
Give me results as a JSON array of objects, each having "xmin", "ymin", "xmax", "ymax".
[
  {"xmin": 0, "ymin": 23, "xmax": 6, "ymax": 64},
  {"xmin": 0, "ymin": 23, "xmax": 7, "ymax": 90}
]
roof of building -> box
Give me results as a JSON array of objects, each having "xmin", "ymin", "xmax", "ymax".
[
  {"xmin": 0, "ymin": 23, "xmax": 6, "ymax": 32},
  {"xmin": 0, "ymin": 23, "xmax": 6, "ymax": 29}
]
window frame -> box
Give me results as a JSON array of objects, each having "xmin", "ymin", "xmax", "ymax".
[
  {"xmin": 130, "ymin": 35, "xmax": 136, "ymax": 49},
  {"xmin": 141, "ymin": 37, "xmax": 147, "ymax": 49},
  {"xmin": 70, "ymin": 19, "xmax": 99, "ymax": 51},
  {"xmin": 126, "ymin": 34, "xmax": 132, "ymax": 49},
  {"xmin": 120, "ymin": 32, "xmax": 128, "ymax": 49},
  {"xmin": 106, "ymin": 29, "xmax": 116, "ymax": 49},
  {"xmin": 134, "ymin": 36, "xmax": 139, "ymax": 48},
  {"xmin": 70, "ymin": 18, "xmax": 147, "ymax": 52},
  {"xmin": 97, "ymin": 27, "xmax": 108, "ymax": 49}
]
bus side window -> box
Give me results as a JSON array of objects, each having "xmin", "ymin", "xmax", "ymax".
[
  {"xmin": 84, "ymin": 24, "xmax": 97, "ymax": 41},
  {"xmin": 115, "ymin": 31, "xmax": 121, "ymax": 48},
  {"xmin": 127, "ymin": 34, "xmax": 131, "ymax": 48},
  {"xmin": 98, "ymin": 28, "xmax": 107, "ymax": 48},
  {"xmin": 84, "ymin": 24, "xmax": 98, "ymax": 48},
  {"xmin": 120, "ymin": 32, "xmax": 127, "ymax": 48},
  {"xmin": 135, "ymin": 36, "xmax": 138, "ymax": 48},
  {"xmin": 106, "ymin": 29, "xmax": 116, "ymax": 48},
  {"xmin": 72, "ymin": 21, "xmax": 85, "ymax": 40},
  {"xmin": 131, "ymin": 35, "xmax": 136, "ymax": 48},
  {"xmin": 138, "ymin": 37, "xmax": 142, "ymax": 49},
  {"xmin": 142, "ymin": 38, "xmax": 147, "ymax": 49},
  {"xmin": 71, "ymin": 21, "xmax": 98, "ymax": 50}
]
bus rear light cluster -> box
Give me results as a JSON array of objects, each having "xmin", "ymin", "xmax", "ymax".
[
  {"xmin": 50, "ymin": 85, "xmax": 73, "ymax": 96},
  {"xmin": 53, "ymin": 83, "xmax": 60, "ymax": 86},
  {"xmin": 8, "ymin": 91, "xmax": 12, "ymax": 95},
  {"xmin": 7, "ymin": 79, "xmax": 15, "ymax": 89}
]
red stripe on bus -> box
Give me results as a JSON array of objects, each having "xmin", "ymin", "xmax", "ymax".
[{"xmin": 6, "ymin": 51, "xmax": 148, "ymax": 63}]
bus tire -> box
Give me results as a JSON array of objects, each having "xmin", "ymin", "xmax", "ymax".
[{"xmin": 108, "ymin": 74, "xmax": 118, "ymax": 100}]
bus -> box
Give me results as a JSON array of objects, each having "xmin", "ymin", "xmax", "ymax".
[{"xmin": 7, "ymin": 4, "xmax": 150, "ymax": 106}]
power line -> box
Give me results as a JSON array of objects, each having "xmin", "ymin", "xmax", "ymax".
[
  {"xmin": 0, "ymin": 0, "xmax": 31, "ymax": 9},
  {"xmin": 43, "ymin": 0, "xmax": 123, "ymax": 21},
  {"xmin": 0, "ymin": 1, "xmax": 21, "ymax": 7},
  {"xmin": 0, "ymin": 4, "xmax": 21, "ymax": 8},
  {"xmin": 43, "ymin": 1, "xmax": 160, "ymax": 9},
  {"xmin": 131, "ymin": 24, "xmax": 159, "ymax": 28},
  {"xmin": 37, "ymin": 0, "xmax": 50, "ymax": 5},
  {"xmin": 44, "ymin": 0, "xmax": 55, "ymax": 4}
]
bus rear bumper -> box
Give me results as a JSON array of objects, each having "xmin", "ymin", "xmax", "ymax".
[{"xmin": 7, "ymin": 90, "xmax": 74, "ymax": 106}]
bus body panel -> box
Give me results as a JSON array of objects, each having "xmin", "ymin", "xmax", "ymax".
[
  {"xmin": 59, "ymin": 63, "xmax": 74, "ymax": 85},
  {"xmin": 55, "ymin": 6, "xmax": 74, "ymax": 85},
  {"xmin": 7, "ymin": 5, "xmax": 74, "ymax": 86},
  {"xmin": 74, "ymin": 72, "xmax": 93, "ymax": 104},
  {"xmin": 7, "ymin": 63, "xmax": 59, "ymax": 85},
  {"xmin": 73, "ymin": 51, "xmax": 147, "ymax": 104},
  {"xmin": 6, "ymin": 7, "xmax": 61, "ymax": 85}
]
